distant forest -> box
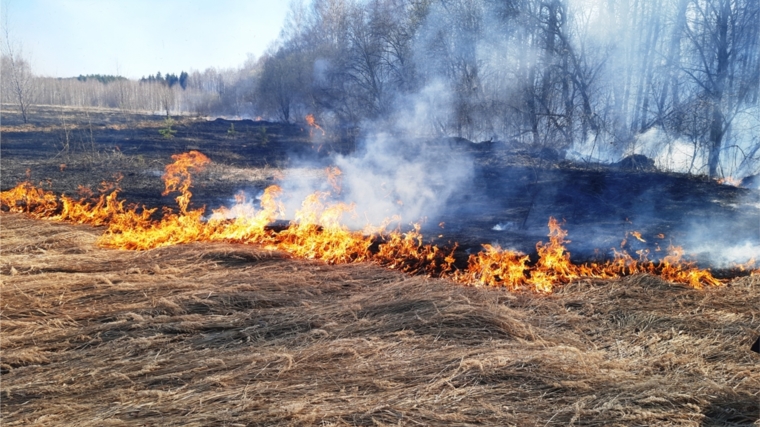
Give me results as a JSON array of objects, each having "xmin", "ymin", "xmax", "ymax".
[{"xmin": 2, "ymin": 0, "xmax": 759, "ymax": 178}]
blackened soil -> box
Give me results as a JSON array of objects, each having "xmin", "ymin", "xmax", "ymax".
[
  {"xmin": 1, "ymin": 106, "xmax": 335, "ymax": 209},
  {"xmin": 2, "ymin": 106, "xmax": 758, "ymax": 267},
  {"xmin": 436, "ymin": 161, "xmax": 759, "ymax": 266}
]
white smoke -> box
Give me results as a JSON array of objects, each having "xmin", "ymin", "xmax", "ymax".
[
  {"xmin": 631, "ymin": 128, "xmax": 705, "ymax": 174},
  {"xmin": 279, "ymin": 79, "xmax": 475, "ymax": 229}
]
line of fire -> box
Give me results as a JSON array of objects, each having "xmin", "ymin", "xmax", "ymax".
[{"xmin": 3, "ymin": 148, "xmax": 757, "ymax": 294}]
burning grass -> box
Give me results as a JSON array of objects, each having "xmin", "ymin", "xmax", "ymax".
[
  {"xmin": 1, "ymin": 151, "xmax": 750, "ymax": 293},
  {"xmin": 1, "ymin": 214, "xmax": 759, "ymax": 426}
]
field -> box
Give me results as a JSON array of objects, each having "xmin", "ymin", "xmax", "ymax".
[{"xmin": 1, "ymin": 106, "xmax": 760, "ymax": 426}]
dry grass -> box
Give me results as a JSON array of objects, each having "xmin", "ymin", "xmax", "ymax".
[{"xmin": 1, "ymin": 213, "xmax": 759, "ymax": 426}]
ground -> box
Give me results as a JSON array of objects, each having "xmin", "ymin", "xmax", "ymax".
[{"xmin": 1, "ymin": 106, "xmax": 759, "ymax": 426}]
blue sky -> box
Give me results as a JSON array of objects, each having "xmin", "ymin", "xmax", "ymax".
[{"xmin": 2, "ymin": 0, "xmax": 291, "ymax": 79}]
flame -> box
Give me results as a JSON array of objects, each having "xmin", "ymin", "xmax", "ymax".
[
  {"xmin": 456, "ymin": 244, "xmax": 529, "ymax": 290},
  {"xmin": 1, "ymin": 181, "xmax": 60, "ymax": 218},
  {"xmin": 630, "ymin": 231, "xmax": 646, "ymax": 243},
  {"xmin": 277, "ymin": 191, "xmax": 371, "ymax": 263},
  {"xmin": 716, "ymin": 176, "xmax": 742, "ymax": 187},
  {"xmin": 208, "ymin": 186, "xmax": 284, "ymax": 244},
  {"xmin": 305, "ymin": 114, "xmax": 326, "ymax": 137},
  {"xmin": 162, "ymin": 151, "xmax": 211, "ymax": 214},
  {"xmin": 454, "ymin": 218, "xmax": 725, "ymax": 292},
  {"xmin": 0, "ymin": 177, "xmax": 154, "ymax": 228},
  {"xmin": 98, "ymin": 151, "xmax": 213, "ymax": 250},
  {"xmin": 373, "ymin": 223, "xmax": 457, "ymax": 276},
  {"xmin": 2, "ymin": 151, "xmax": 747, "ymax": 293}
]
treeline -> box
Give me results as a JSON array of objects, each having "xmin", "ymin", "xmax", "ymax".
[
  {"xmin": 139, "ymin": 72, "xmax": 189, "ymax": 89},
  {"xmin": 76, "ymin": 74, "xmax": 127, "ymax": 84},
  {"xmin": 3, "ymin": 0, "xmax": 759, "ymax": 178},
  {"xmin": 254, "ymin": 0, "xmax": 760, "ymax": 178},
  {"xmin": 0, "ymin": 57, "xmax": 259, "ymax": 118}
]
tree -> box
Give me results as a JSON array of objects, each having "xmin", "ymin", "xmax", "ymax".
[
  {"xmin": 179, "ymin": 71, "xmax": 189, "ymax": 90},
  {"xmin": 1, "ymin": 27, "xmax": 34, "ymax": 123},
  {"xmin": 681, "ymin": 0, "xmax": 760, "ymax": 177},
  {"xmin": 256, "ymin": 48, "xmax": 311, "ymax": 122}
]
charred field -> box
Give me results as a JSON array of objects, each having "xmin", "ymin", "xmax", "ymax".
[{"xmin": 2, "ymin": 106, "xmax": 760, "ymax": 426}]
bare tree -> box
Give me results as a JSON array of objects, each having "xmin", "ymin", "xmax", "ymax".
[
  {"xmin": 245, "ymin": 0, "xmax": 760, "ymax": 175},
  {"xmin": 1, "ymin": 26, "xmax": 34, "ymax": 123},
  {"xmin": 682, "ymin": 0, "xmax": 760, "ymax": 177}
]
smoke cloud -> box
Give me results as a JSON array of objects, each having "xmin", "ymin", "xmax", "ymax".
[{"xmin": 279, "ymin": 79, "xmax": 475, "ymax": 229}]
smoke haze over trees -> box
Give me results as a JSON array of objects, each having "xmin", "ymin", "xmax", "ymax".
[
  {"xmin": 2, "ymin": 0, "xmax": 759, "ymax": 179},
  {"xmin": 254, "ymin": 0, "xmax": 760, "ymax": 179}
]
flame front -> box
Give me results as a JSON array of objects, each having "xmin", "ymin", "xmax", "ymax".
[{"xmin": 2, "ymin": 151, "xmax": 743, "ymax": 292}]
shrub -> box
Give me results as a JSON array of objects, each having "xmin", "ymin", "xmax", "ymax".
[{"xmin": 159, "ymin": 117, "xmax": 177, "ymax": 139}]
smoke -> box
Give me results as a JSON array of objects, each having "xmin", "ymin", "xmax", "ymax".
[
  {"xmin": 566, "ymin": 135, "xmax": 623, "ymax": 164},
  {"xmin": 278, "ymin": 79, "xmax": 475, "ymax": 229},
  {"xmin": 630, "ymin": 128, "xmax": 705, "ymax": 174},
  {"xmin": 567, "ymin": 128, "xmax": 699, "ymax": 171},
  {"xmin": 723, "ymin": 106, "xmax": 760, "ymax": 179},
  {"xmin": 679, "ymin": 207, "xmax": 760, "ymax": 268},
  {"xmin": 333, "ymin": 132, "xmax": 474, "ymax": 227}
]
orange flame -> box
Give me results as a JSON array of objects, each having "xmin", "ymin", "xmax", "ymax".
[
  {"xmin": 209, "ymin": 186, "xmax": 284, "ymax": 244},
  {"xmin": 326, "ymin": 166, "xmax": 342, "ymax": 194},
  {"xmin": 162, "ymin": 151, "xmax": 211, "ymax": 214},
  {"xmin": 98, "ymin": 151, "xmax": 213, "ymax": 250},
  {"xmin": 716, "ymin": 176, "xmax": 742, "ymax": 187},
  {"xmin": 305, "ymin": 114, "xmax": 326, "ymax": 137},
  {"xmin": 456, "ymin": 244, "xmax": 529, "ymax": 290},
  {"xmin": 0, "ymin": 176, "xmax": 155, "ymax": 229},
  {"xmin": 630, "ymin": 231, "xmax": 646, "ymax": 243},
  {"xmin": 1, "ymin": 152, "xmax": 746, "ymax": 292}
]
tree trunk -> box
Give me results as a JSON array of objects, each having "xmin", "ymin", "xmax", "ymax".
[
  {"xmin": 708, "ymin": 105, "xmax": 725, "ymax": 177},
  {"xmin": 707, "ymin": 0, "xmax": 731, "ymax": 178}
]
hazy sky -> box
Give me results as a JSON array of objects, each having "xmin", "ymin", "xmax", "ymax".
[{"xmin": 2, "ymin": 0, "xmax": 291, "ymax": 79}]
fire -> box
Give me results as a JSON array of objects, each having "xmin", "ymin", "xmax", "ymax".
[
  {"xmin": 716, "ymin": 176, "xmax": 742, "ymax": 187},
  {"xmin": 326, "ymin": 166, "xmax": 342, "ymax": 194},
  {"xmin": 0, "ymin": 176, "xmax": 155, "ymax": 228},
  {"xmin": 305, "ymin": 114, "xmax": 326, "ymax": 137},
  {"xmin": 277, "ymin": 191, "xmax": 371, "ymax": 263},
  {"xmin": 1, "ymin": 181, "xmax": 60, "ymax": 218},
  {"xmin": 99, "ymin": 151, "xmax": 212, "ymax": 250},
  {"xmin": 1, "ymin": 151, "xmax": 747, "ymax": 293},
  {"xmin": 457, "ymin": 244, "xmax": 529, "ymax": 290},
  {"xmin": 162, "ymin": 151, "xmax": 211, "ymax": 214},
  {"xmin": 209, "ymin": 186, "xmax": 284, "ymax": 244},
  {"xmin": 630, "ymin": 231, "xmax": 646, "ymax": 243},
  {"xmin": 373, "ymin": 223, "xmax": 457, "ymax": 276}
]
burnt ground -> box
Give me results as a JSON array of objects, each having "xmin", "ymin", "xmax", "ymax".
[
  {"xmin": 0, "ymin": 105, "xmax": 329, "ymax": 209},
  {"xmin": 2, "ymin": 105, "xmax": 759, "ymax": 268},
  {"xmin": 1, "ymin": 106, "xmax": 760, "ymax": 426}
]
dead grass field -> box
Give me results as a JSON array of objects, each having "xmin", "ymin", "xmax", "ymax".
[{"xmin": 1, "ymin": 213, "xmax": 759, "ymax": 426}]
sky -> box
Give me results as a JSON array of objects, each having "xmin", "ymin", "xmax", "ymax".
[{"xmin": 1, "ymin": 0, "xmax": 291, "ymax": 79}]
